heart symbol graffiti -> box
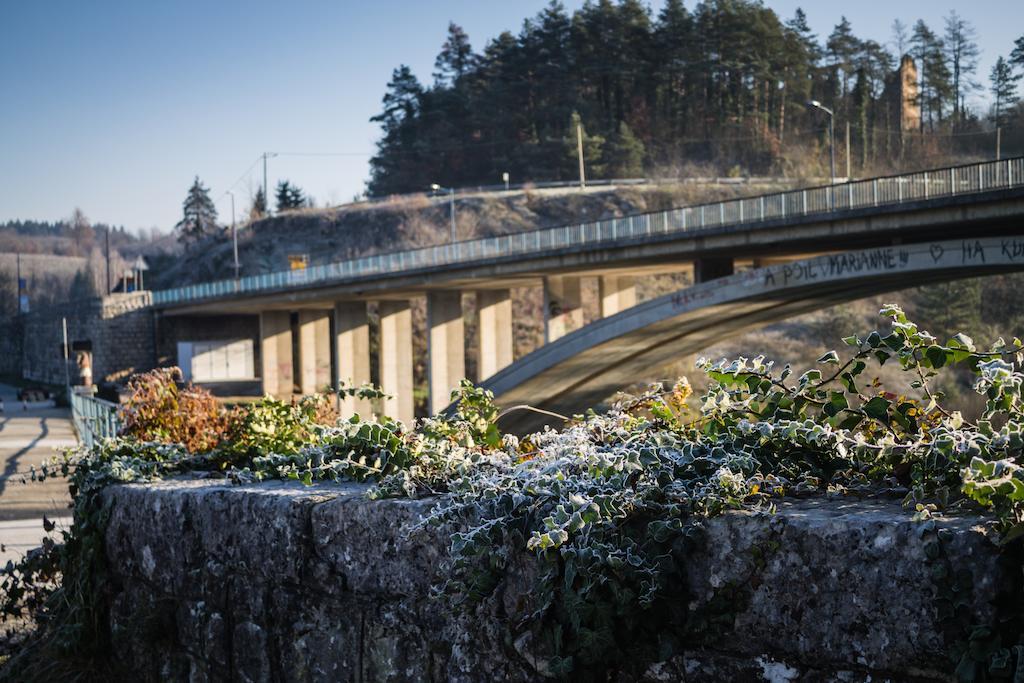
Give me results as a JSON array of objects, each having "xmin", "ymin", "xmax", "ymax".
[{"xmin": 929, "ymin": 244, "xmax": 944, "ymax": 263}]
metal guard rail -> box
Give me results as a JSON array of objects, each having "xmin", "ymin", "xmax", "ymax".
[
  {"xmin": 70, "ymin": 391, "xmax": 121, "ymax": 449},
  {"xmin": 153, "ymin": 157, "xmax": 1024, "ymax": 307}
]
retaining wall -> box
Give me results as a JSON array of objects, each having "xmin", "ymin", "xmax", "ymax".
[
  {"xmin": 20, "ymin": 292, "xmax": 154, "ymax": 385},
  {"xmin": 102, "ymin": 479, "xmax": 1007, "ymax": 682}
]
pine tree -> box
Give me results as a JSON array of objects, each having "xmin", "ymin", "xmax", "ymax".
[
  {"xmin": 604, "ymin": 122, "xmax": 645, "ymax": 177},
  {"xmin": 275, "ymin": 180, "xmax": 305, "ymax": 211},
  {"xmin": 910, "ymin": 21, "xmax": 952, "ymax": 131},
  {"xmin": 652, "ymin": 0, "xmax": 693, "ymax": 154},
  {"xmin": 433, "ymin": 23, "xmax": 474, "ymax": 86},
  {"xmin": 827, "ymin": 16, "xmax": 861, "ymax": 107},
  {"xmin": 1011, "ymin": 36, "xmax": 1024, "ymax": 69},
  {"xmin": 175, "ymin": 176, "xmax": 218, "ymax": 244},
  {"xmin": 943, "ymin": 11, "xmax": 980, "ymax": 128},
  {"xmin": 990, "ymin": 57, "xmax": 1022, "ymax": 128}
]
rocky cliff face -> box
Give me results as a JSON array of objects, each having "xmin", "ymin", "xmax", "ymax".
[{"xmin": 103, "ymin": 478, "xmax": 1002, "ymax": 681}]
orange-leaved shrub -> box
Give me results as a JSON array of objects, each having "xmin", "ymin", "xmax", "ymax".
[{"xmin": 118, "ymin": 367, "xmax": 230, "ymax": 453}]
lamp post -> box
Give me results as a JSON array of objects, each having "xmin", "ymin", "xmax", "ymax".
[
  {"xmin": 430, "ymin": 183, "xmax": 456, "ymax": 243},
  {"xmin": 806, "ymin": 100, "xmax": 836, "ymax": 184},
  {"xmin": 227, "ymin": 191, "xmax": 239, "ymax": 279}
]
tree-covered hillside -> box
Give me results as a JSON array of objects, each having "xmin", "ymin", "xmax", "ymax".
[{"xmin": 368, "ymin": 0, "xmax": 1024, "ymax": 195}]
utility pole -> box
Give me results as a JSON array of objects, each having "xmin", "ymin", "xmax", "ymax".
[
  {"xmin": 430, "ymin": 184, "xmax": 457, "ymax": 243},
  {"xmin": 62, "ymin": 317, "xmax": 71, "ymax": 396},
  {"xmin": 845, "ymin": 121, "xmax": 851, "ymax": 180},
  {"xmin": 15, "ymin": 252, "xmax": 20, "ymax": 314},
  {"xmin": 448, "ymin": 188, "xmax": 455, "ymax": 242},
  {"xmin": 576, "ymin": 123, "xmax": 586, "ymax": 189},
  {"xmin": 996, "ymin": 127, "xmax": 1002, "ymax": 161},
  {"xmin": 261, "ymin": 152, "xmax": 277, "ymax": 214},
  {"xmin": 228, "ymin": 191, "xmax": 239, "ymax": 279},
  {"xmin": 105, "ymin": 227, "xmax": 111, "ymax": 294},
  {"xmin": 806, "ymin": 101, "xmax": 836, "ymax": 184}
]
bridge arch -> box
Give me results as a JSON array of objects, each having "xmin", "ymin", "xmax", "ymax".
[{"xmin": 483, "ymin": 235, "xmax": 1024, "ymax": 434}]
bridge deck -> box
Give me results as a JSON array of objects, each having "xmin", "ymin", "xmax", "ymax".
[{"xmin": 155, "ymin": 158, "xmax": 1024, "ymax": 314}]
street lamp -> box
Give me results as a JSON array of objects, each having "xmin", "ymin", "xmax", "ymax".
[
  {"xmin": 226, "ymin": 191, "xmax": 240, "ymax": 280},
  {"xmin": 806, "ymin": 100, "xmax": 836, "ymax": 184},
  {"xmin": 430, "ymin": 183, "xmax": 456, "ymax": 243}
]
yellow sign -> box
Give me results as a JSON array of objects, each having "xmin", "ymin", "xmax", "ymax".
[{"xmin": 288, "ymin": 254, "xmax": 309, "ymax": 271}]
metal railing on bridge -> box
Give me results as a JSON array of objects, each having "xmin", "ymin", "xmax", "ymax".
[
  {"xmin": 70, "ymin": 391, "xmax": 121, "ymax": 448},
  {"xmin": 153, "ymin": 157, "xmax": 1024, "ymax": 307}
]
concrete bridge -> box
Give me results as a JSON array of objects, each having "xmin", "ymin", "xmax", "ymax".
[{"xmin": 152, "ymin": 158, "xmax": 1024, "ymax": 427}]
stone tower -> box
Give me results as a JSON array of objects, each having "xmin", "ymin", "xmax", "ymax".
[
  {"xmin": 880, "ymin": 54, "xmax": 921, "ymax": 158},
  {"xmin": 884, "ymin": 55, "xmax": 921, "ymax": 137}
]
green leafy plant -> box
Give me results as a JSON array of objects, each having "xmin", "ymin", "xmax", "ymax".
[{"xmin": 5, "ymin": 306, "xmax": 1024, "ymax": 681}]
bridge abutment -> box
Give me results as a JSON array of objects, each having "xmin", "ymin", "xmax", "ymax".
[{"xmin": 379, "ymin": 300, "xmax": 414, "ymax": 424}]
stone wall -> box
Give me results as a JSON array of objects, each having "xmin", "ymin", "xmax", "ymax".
[
  {"xmin": 20, "ymin": 292, "xmax": 155, "ymax": 386},
  {"xmin": 102, "ymin": 479, "xmax": 1006, "ymax": 682}
]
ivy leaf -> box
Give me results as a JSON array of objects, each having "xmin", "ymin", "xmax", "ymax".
[
  {"xmin": 925, "ymin": 345, "xmax": 948, "ymax": 369},
  {"xmin": 817, "ymin": 350, "xmax": 840, "ymax": 365},
  {"xmin": 861, "ymin": 396, "xmax": 891, "ymax": 422}
]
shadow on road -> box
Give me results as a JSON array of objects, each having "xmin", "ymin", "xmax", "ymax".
[{"xmin": 0, "ymin": 417, "xmax": 50, "ymax": 498}]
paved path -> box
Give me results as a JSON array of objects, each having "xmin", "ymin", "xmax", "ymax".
[{"xmin": 0, "ymin": 383, "xmax": 76, "ymax": 565}]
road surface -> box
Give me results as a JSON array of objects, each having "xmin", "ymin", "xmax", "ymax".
[{"xmin": 0, "ymin": 383, "xmax": 76, "ymax": 565}]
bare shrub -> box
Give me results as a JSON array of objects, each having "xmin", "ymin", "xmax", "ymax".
[{"xmin": 118, "ymin": 367, "xmax": 229, "ymax": 453}]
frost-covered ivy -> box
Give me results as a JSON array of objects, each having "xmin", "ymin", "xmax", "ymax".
[{"xmin": 4, "ymin": 305, "xmax": 1024, "ymax": 681}]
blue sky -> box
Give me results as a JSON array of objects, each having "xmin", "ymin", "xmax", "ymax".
[{"xmin": 1, "ymin": 0, "xmax": 1020, "ymax": 232}]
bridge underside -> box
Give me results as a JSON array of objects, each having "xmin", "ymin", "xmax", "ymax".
[
  {"xmin": 483, "ymin": 236, "xmax": 1024, "ymax": 434},
  {"xmin": 151, "ymin": 182, "xmax": 1024, "ymax": 427}
]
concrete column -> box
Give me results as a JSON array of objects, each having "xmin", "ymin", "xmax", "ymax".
[
  {"xmin": 333, "ymin": 301, "xmax": 372, "ymax": 416},
  {"xmin": 477, "ymin": 289, "xmax": 513, "ymax": 381},
  {"xmin": 598, "ymin": 275, "xmax": 637, "ymax": 317},
  {"xmin": 427, "ymin": 291, "xmax": 466, "ymax": 414},
  {"xmin": 378, "ymin": 300, "xmax": 414, "ymax": 425},
  {"xmin": 297, "ymin": 310, "xmax": 331, "ymax": 395},
  {"xmin": 694, "ymin": 257, "xmax": 734, "ymax": 283},
  {"xmin": 259, "ymin": 311, "xmax": 293, "ymax": 398},
  {"xmin": 543, "ymin": 275, "xmax": 583, "ymax": 343}
]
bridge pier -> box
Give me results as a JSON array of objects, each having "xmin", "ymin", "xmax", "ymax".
[
  {"xmin": 259, "ymin": 311, "xmax": 294, "ymax": 398},
  {"xmin": 427, "ymin": 291, "xmax": 466, "ymax": 414},
  {"xmin": 599, "ymin": 275, "xmax": 636, "ymax": 317},
  {"xmin": 333, "ymin": 301, "xmax": 372, "ymax": 417},
  {"xmin": 694, "ymin": 256, "xmax": 734, "ymax": 283},
  {"xmin": 297, "ymin": 310, "xmax": 332, "ymax": 395},
  {"xmin": 477, "ymin": 289, "xmax": 513, "ymax": 381},
  {"xmin": 378, "ymin": 300, "xmax": 414, "ymax": 425},
  {"xmin": 544, "ymin": 275, "xmax": 583, "ymax": 342}
]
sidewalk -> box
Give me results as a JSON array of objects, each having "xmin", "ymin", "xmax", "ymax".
[{"xmin": 0, "ymin": 383, "xmax": 76, "ymax": 564}]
